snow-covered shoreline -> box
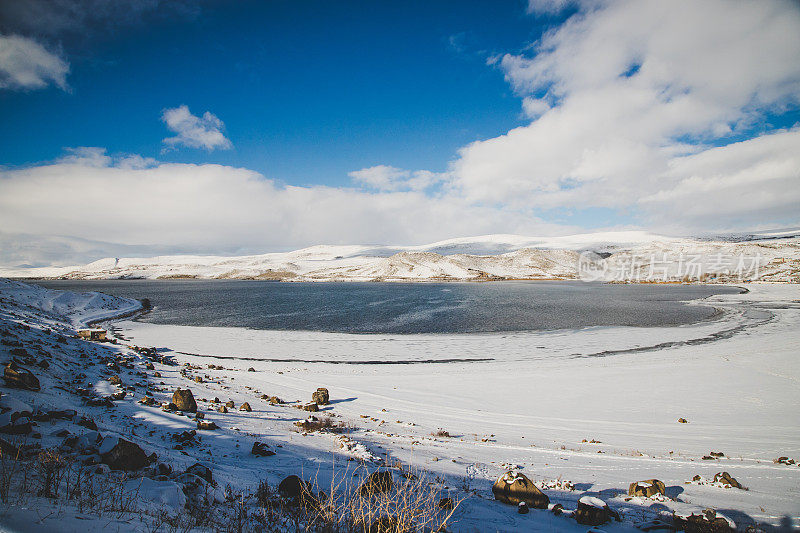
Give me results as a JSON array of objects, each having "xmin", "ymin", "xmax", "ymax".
[{"xmin": 1, "ymin": 279, "xmax": 799, "ymax": 531}]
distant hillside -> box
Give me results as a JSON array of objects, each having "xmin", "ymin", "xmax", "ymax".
[{"xmin": 2, "ymin": 231, "xmax": 799, "ymax": 283}]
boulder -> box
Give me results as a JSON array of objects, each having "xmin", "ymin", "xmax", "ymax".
[
  {"xmin": 218, "ymin": 405, "xmax": 228, "ymax": 413},
  {"xmin": 172, "ymin": 389, "xmax": 197, "ymax": 412},
  {"xmin": 713, "ymin": 472, "xmax": 745, "ymax": 490},
  {"xmin": 492, "ymin": 471, "xmax": 549, "ymax": 509},
  {"xmin": 312, "ymin": 388, "xmax": 330, "ymax": 405},
  {"xmin": 247, "ymin": 367, "xmax": 256, "ymax": 372},
  {"xmin": 251, "ymin": 442, "xmax": 275, "ymax": 457},
  {"xmin": 186, "ymin": 463, "xmax": 213, "ymax": 484},
  {"xmin": 302, "ymin": 403, "xmax": 319, "ymax": 412},
  {"xmin": 628, "ymin": 479, "xmax": 666, "ymax": 498},
  {"xmin": 3, "ymin": 362, "xmax": 40, "ymax": 391},
  {"xmin": 225, "ymin": 400, "xmax": 235, "ymax": 408},
  {"xmin": 239, "ymin": 402, "xmax": 252, "ymax": 412},
  {"xmin": 0, "ymin": 414, "xmax": 32, "ymax": 435},
  {"xmin": 99, "ymin": 437, "xmax": 150, "ymax": 471},
  {"xmin": 673, "ymin": 509, "xmax": 735, "ymax": 533},
  {"xmin": 360, "ymin": 470, "xmax": 394, "ymax": 496},
  {"xmin": 518, "ymin": 501, "xmax": 529, "ymax": 514},
  {"xmin": 279, "ymin": 475, "xmax": 307, "ymax": 499},
  {"xmin": 197, "ymin": 421, "xmax": 218, "ymax": 430},
  {"xmin": 574, "ymin": 496, "xmax": 620, "ymax": 526}
]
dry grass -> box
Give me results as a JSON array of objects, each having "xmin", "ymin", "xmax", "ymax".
[
  {"xmin": 431, "ymin": 429, "xmax": 452, "ymax": 438},
  {"xmin": 295, "ymin": 415, "xmax": 351, "ymax": 434},
  {"xmin": 1, "ymin": 438, "xmax": 462, "ymax": 532}
]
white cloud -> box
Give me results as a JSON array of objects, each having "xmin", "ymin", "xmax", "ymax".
[
  {"xmin": 640, "ymin": 128, "xmax": 800, "ymax": 231},
  {"xmin": 349, "ymin": 165, "xmax": 444, "ymax": 192},
  {"xmin": 0, "ymin": 151, "xmax": 570, "ymax": 265},
  {"xmin": 0, "ymin": 34, "xmax": 68, "ymax": 90},
  {"xmin": 161, "ymin": 105, "xmax": 232, "ymax": 151},
  {"xmin": 445, "ymin": 0, "xmax": 800, "ymax": 230}
]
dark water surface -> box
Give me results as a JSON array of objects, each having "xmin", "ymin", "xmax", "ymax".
[{"xmin": 33, "ymin": 280, "xmax": 741, "ymax": 334}]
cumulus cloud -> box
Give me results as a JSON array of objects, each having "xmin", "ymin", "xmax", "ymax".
[
  {"xmin": 161, "ymin": 105, "xmax": 233, "ymax": 151},
  {"xmin": 0, "ymin": 34, "xmax": 69, "ymax": 90},
  {"xmin": 445, "ymin": 0, "xmax": 800, "ymax": 230},
  {"xmin": 349, "ymin": 165, "xmax": 444, "ymax": 192},
  {"xmin": 0, "ymin": 150, "xmax": 570, "ymax": 266}
]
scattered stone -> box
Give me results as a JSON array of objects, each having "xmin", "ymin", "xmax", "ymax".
[
  {"xmin": 247, "ymin": 367, "xmax": 255, "ymax": 372},
  {"xmin": 775, "ymin": 457, "xmax": 796, "ymax": 465},
  {"xmin": 239, "ymin": 402, "xmax": 252, "ymax": 412},
  {"xmin": 218, "ymin": 405, "xmax": 228, "ymax": 413},
  {"xmin": 145, "ymin": 362, "xmax": 154, "ymax": 370},
  {"xmin": 108, "ymin": 375, "xmax": 122, "ymax": 385},
  {"xmin": 574, "ymin": 496, "xmax": 620, "ymax": 526},
  {"xmin": 709, "ymin": 451, "xmax": 725, "ymax": 457},
  {"xmin": 194, "ymin": 376, "xmax": 203, "ymax": 383},
  {"xmin": 173, "ymin": 430, "xmax": 196, "ymax": 443},
  {"xmin": 673, "ymin": 509, "xmax": 735, "ymax": 533},
  {"xmin": 628, "ymin": 479, "xmax": 666, "ymax": 498},
  {"xmin": 153, "ymin": 371, "xmax": 161, "ymax": 378},
  {"xmin": 360, "ymin": 470, "xmax": 394, "ymax": 495},
  {"xmin": 225, "ymin": 400, "xmax": 235, "ymax": 408},
  {"xmin": 492, "ymin": 471, "xmax": 549, "ymax": 509},
  {"xmin": 251, "ymin": 442, "xmax": 275, "ymax": 457},
  {"xmin": 75, "ymin": 416, "xmax": 97, "ymax": 430},
  {"xmin": 139, "ymin": 396, "xmax": 157, "ymax": 406},
  {"xmin": 518, "ymin": 501, "xmax": 530, "ymax": 514},
  {"xmin": 678, "ymin": 418, "xmax": 689, "ymax": 424},
  {"xmin": 99, "ymin": 437, "xmax": 150, "ymax": 471},
  {"xmin": 0, "ymin": 414, "xmax": 32, "ymax": 435},
  {"xmin": 312, "ymin": 388, "xmax": 330, "ymax": 405},
  {"xmin": 549, "ymin": 503, "xmax": 564, "ymax": 515},
  {"xmin": 3, "ymin": 362, "xmax": 40, "ymax": 391},
  {"xmin": 186, "ymin": 463, "xmax": 213, "ymax": 484},
  {"xmin": 172, "ymin": 389, "xmax": 197, "ymax": 412},
  {"xmin": 713, "ymin": 472, "xmax": 746, "ymax": 490},
  {"xmin": 302, "ymin": 403, "xmax": 319, "ymax": 412},
  {"xmin": 197, "ymin": 421, "xmax": 218, "ymax": 430}
]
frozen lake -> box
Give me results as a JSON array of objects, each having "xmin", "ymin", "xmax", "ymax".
[{"xmin": 33, "ymin": 280, "xmax": 740, "ymax": 334}]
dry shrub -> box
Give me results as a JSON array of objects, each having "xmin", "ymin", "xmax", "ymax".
[
  {"xmin": 297, "ymin": 463, "xmax": 463, "ymax": 532},
  {"xmin": 431, "ymin": 429, "xmax": 452, "ymax": 438}
]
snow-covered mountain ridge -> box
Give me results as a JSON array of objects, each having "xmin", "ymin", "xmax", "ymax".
[{"xmin": 2, "ymin": 230, "xmax": 799, "ymax": 282}]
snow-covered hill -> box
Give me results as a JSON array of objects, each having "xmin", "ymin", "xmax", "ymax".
[{"xmin": 2, "ymin": 231, "xmax": 799, "ymax": 283}]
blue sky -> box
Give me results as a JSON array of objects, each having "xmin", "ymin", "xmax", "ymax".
[
  {"xmin": 0, "ymin": 0, "xmax": 799, "ymax": 266},
  {"xmin": 0, "ymin": 1, "xmax": 554, "ymax": 185}
]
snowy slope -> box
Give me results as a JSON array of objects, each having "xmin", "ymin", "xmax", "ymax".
[
  {"xmin": 1, "ymin": 231, "xmax": 798, "ymax": 282},
  {"xmin": 0, "ymin": 278, "xmax": 141, "ymax": 326}
]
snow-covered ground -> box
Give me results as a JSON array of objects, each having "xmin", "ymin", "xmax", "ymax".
[
  {"xmin": 2, "ymin": 231, "xmax": 799, "ymax": 283},
  {"xmin": 1, "ymin": 279, "xmax": 798, "ymax": 531}
]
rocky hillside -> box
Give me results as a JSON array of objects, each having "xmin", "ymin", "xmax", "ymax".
[{"xmin": 2, "ymin": 231, "xmax": 799, "ymax": 283}]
